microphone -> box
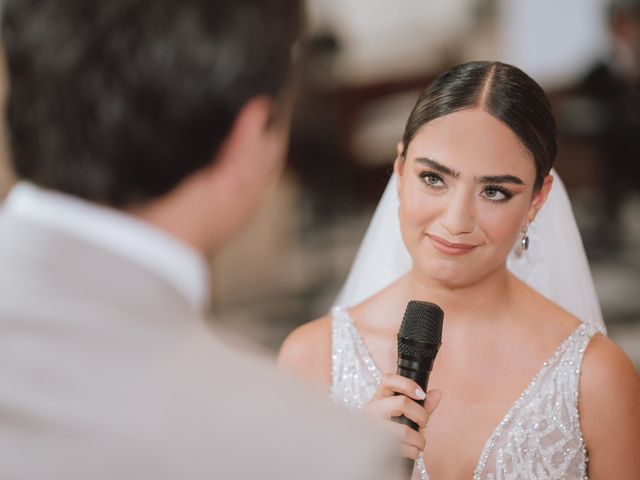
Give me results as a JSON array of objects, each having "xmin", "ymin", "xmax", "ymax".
[{"xmin": 393, "ymin": 300, "xmax": 444, "ymax": 476}]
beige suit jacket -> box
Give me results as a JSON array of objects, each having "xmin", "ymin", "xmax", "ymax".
[{"xmin": 0, "ymin": 214, "xmax": 397, "ymax": 479}]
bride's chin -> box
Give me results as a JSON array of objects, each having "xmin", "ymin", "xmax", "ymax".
[
  {"xmin": 413, "ymin": 262, "xmax": 476, "ymax": 289},
  {"xmin": 430, "ymin": 274, "xmax": 474, "ymax": 290},
  {"xmin": 414, "ymin": 255, "xmax": 509, "ymax": 290}
]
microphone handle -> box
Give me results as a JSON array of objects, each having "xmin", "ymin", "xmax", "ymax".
[
  {"xmin": 392, "ymin": 355, "xmax": 435, "ymax": 478},
  {"xmin": 393, "ymin": 356, "xmax": 434, "ymax": 429}
]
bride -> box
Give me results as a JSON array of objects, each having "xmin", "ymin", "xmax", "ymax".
[{"xmin": 278, "ymin": 61, "xmax": 640, "ymax": 479}]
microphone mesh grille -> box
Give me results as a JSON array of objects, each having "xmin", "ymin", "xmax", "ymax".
[{"xmin": 398, "ymin": 300, "xmax": 444, "ymax": 344}]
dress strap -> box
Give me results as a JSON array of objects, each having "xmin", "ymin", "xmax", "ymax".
[
  {"xmin": 330, "ymin": 306, "xmax": 381, "ymax": 408},
  {"xmin": 566, "ymin": 322, "xmax": 599, "ymax": 410},
  {"xmin": 330, "ymin": 306, "xmax": 354, "ymax": 405}
]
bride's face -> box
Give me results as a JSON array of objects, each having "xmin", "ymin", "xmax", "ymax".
[{"xmin": 396, "ymin": 108, "xmax": 551, "ymax": 288}]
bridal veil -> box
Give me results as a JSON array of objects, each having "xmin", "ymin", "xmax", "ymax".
[{"xmin": 334, "ymin": 170, "xmax": 606, "ymax": 334}]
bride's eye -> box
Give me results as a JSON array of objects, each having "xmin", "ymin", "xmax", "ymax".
[
  {"xmin": 482, "ymin": 186, "xmax": 513, "ymax": 202},
  {"xmin": 419, "ymin": 172, "xmax": 445, "ymax": 188}
]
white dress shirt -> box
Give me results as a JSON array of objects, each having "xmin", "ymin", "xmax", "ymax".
[
  {"xmin": 3, "ymin": 182, "xmax": 210, "ymax": 312},
  {"xmin": 0, "ymin": 182, "xmax": 400, "ymax": 480}
]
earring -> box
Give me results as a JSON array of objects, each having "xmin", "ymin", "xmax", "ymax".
[{"xmin": 521, "ymin": 226, "xmax": 530, "ymax": 251}]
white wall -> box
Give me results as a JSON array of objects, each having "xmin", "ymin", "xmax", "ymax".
[
  {"xmin": 498, "ymin": 0, "xmax": 610, "ymax": 88},
  {"xmin": 306, "ymin": 0, "xmax": 611, "ymax": 88},
  {"xmin": 307, "ymin": 0, "xmax": 477, "ymax": 84}
]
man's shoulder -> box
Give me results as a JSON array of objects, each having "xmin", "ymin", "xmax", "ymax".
[
  {"xmin": 164, "ymin": 324, "xmax": 350, "ymax": 423},
  {"xmin": 143, "ymin": 327, "xmax": 398, "ymax": 479}
]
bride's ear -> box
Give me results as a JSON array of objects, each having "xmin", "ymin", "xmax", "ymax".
[
  {"xmin": 393, "ymin": 142, "xmax": 406, "ymax": 196},
  {"xmin": 394, "ymin": 141, "xmax": 406, "ymax": 176},
  {"xmin": 527, "ymin": 174, "xmax": 553, "ymax": 223}
]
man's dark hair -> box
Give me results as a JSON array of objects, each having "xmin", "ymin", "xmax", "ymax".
[{"xmin": 2, "ymin": 0, "xmax": 302, "ymax": 207}]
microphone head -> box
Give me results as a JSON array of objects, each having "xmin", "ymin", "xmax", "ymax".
[{"xmin": 398, "ymin": 300, "xmax": 444, "ymax": 345}]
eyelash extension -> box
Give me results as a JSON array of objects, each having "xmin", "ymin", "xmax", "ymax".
[{"xmin": 483, "ymin": 185, "xmax": 514, "ymax": 203}]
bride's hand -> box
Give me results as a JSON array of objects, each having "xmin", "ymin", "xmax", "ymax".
[{"xmin": 363, "ymin": 374, "xmax": 442, "ymax": 460}]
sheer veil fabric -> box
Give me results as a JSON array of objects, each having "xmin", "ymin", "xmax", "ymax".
[{"xmin": 334, "ymin": 170, "xmax": 605, "ymax": 334}]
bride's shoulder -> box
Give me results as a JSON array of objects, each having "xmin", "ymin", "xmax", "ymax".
[
  {"xmin": 514, "ymin": 274, "xmax": 637, "ymax": 391},
  {"xmin": 580, "ymin": 332, "xmax": 638, "ymax": 403},
  {"xmin": 277, "ymin": 314, "xmax": 333, "ymax": 387},
  {"xmin": 578, "ymin": 332, "xmax": 640, "ymax": 475},
  {"xmin": 581, "ymin": 332, "xmax": 638, "ymax": 385}
]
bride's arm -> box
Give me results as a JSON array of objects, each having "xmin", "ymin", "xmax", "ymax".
[
  {"xmin": 278, "ymin": 316, "xmax": 439, "ymax": 461},
  {"xmin": 579, "ymin": 334, "xmax": 640, "ymax": 479},
  {"xmin": 277, "ymin": 316, "xmax": 333, "ymax": 389}
]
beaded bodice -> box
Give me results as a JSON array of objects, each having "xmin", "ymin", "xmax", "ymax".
[{"xmin": 330, "ymin": 306, "xmax": 597, "ymax": 480}]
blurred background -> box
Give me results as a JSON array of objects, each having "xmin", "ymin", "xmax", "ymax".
[{"xmin": 1, "ymin": 0, "xmax": 639, "ymax": 367}]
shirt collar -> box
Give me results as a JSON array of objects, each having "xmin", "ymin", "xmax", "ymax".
[{"xmin": 3, "ymin": 182, "xmax": 210, "ymax": 313}]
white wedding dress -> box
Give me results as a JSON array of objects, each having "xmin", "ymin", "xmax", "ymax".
[
  {"xmin": 331, "ymin": 305, "xmax": 596, "ymax": 479},
  {"xmin": 330, "ymin": 172, "xmax": 605, "ymax": 479}
]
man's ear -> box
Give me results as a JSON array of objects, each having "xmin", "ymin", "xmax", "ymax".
[{"xmin": 527, "ymin": 174, "xmax": 553, "ymax": 223}]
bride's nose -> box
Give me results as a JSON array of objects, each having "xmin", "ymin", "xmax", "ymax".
[{"xmin": 439, "ymin": 187, "xmax": 475, "ymax": 236}]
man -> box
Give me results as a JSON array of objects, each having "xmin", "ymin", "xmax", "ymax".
[{"xmin": 0, "ymin": 1, "xmax": 396, "ymax": 478}]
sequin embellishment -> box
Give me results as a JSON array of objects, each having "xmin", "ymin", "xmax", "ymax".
[{"xmin": 330, "ymin": 306, "xmax": 597, "ymax": 480}]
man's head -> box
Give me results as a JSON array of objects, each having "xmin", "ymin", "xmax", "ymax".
[{"xmin": 3, "ymin": 0, "xmax": 302, "ymax": 251}]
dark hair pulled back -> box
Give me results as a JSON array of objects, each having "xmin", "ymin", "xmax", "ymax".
[{"xmin": 401, "ymin": 61, "xmax": 556, "ymax": 191}]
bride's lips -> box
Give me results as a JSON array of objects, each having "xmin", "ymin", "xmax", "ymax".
[{"xmin": 427, "ymin": 234, "xmax": 478, "ymax": 256}]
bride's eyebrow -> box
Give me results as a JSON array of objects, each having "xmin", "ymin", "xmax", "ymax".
[
  {"xmin": 415, "ymin": 157, "xmax": 460, "ymax": 178},
  {"xmin": 415, "ymin": 157, "xmax": 525, "ymax": 186},
  {"xmin": 477, "ymin": 174, "xmax": 524, "ymax": 185}
]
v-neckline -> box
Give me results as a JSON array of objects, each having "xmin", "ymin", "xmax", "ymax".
[{"xmin": 340, "ymin": 307, "xmax": 586, "ymax": 478}]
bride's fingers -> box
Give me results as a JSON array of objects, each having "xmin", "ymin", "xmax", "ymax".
[
  {"xmin": 388, "ymin": 395, "xmax": 429, "ymax": 427},
  {"xmin": 400, "ymin": 444, "xmax": 422, "ymax": 461},
  {"xmin": 371, "ymin": 374, "xmax": 426, "ymax": 401},
  {"xmin": 388, "ymin": 422, "xmax": 426, "ymax": 458},
  {"xmin": 424, "ymin": 389, "xmax": 442, "ymax": 416},
  {"xmin": 364, "ymin": 395, "xmax": 429, "ymax": 429}
]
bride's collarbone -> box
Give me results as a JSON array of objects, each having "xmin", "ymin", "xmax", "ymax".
[
  {"xmin": 353, "ymin": 298, "xmax": 580, "ymax": 398},
  {"xmin": 423, "ymin": 326, "xmax": 568, "ymax": 406}
]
